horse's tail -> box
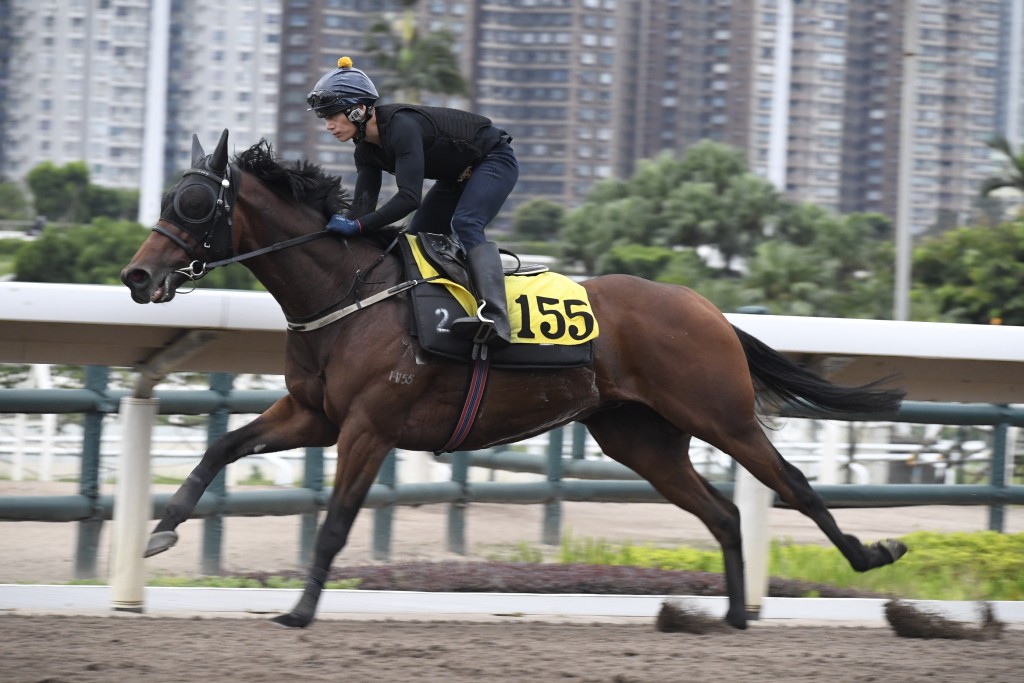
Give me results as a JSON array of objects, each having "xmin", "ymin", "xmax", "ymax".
[{"xmin": 732, "ymin": 325, "xmax": 905, "ymax": 416}]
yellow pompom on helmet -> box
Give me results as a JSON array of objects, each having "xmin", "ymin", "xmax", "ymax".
[{"xmin": 306, "ymin": 56, "xmax": 379, "ymax": 119}]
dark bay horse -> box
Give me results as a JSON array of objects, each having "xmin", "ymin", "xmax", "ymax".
[{"xmin": 121, "ymin": 130, "xmax": 907, "ymax": 630}]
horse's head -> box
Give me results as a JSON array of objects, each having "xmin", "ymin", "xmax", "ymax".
[{"xmin": 121, "ymin": 129, "xmax": 239, "ymax": 303}]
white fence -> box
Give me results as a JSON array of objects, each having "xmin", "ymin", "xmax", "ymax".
[{"xmin": 1, "ymin": 410, "xmax": 1006, "ymax": 489}]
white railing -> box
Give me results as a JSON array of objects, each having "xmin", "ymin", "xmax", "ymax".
[{"xmin": 0, "ymin": 413, "xmax": 1002, "ymax": 488}]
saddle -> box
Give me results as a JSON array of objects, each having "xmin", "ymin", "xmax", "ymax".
[
  {"xmin": 414, "ymin": 231, "xmax": 548, "ymax": 289},
  {"xmin": 398, "ymin": 233, "xmax": 595, "ymax": 369}
]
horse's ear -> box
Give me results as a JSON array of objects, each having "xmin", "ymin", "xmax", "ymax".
[
  {"xmin": 190, "ymin": 134, "xmax": 206, "ymax": 166},
  {"xmin": 210, "ymin": 129, "xmax": 230, "ymax": 174}
]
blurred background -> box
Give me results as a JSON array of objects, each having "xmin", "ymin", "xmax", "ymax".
[{"xmin": 1, "ymin": 1, "xmax": 1023, "ymax": 325}]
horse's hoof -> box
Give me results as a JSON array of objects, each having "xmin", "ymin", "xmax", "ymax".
[
  {"xmin": 727, "ymin": 611, "xmax": 749, "ymax": 630},
  {"xmin": 874, "ymin": 538, "xmax": 908, "ymax": 564},
  {"xmin": 144, "ymin": 531, "xmax": 179, "ymax": 558},
  {"xmin": 270, "ymin": 612, "xmax": 312, "ymax": 629}
]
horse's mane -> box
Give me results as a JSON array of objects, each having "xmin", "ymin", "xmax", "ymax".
[{"xmin": 234, "ymin": 139, "xmax": 350, "ymax": 218}]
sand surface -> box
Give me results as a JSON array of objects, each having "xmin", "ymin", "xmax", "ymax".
[{"xmin": 2, "ymin": 482, "xmax": 1023, "ymax": 682}]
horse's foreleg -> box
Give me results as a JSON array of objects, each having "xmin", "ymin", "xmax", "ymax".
[
  {"xmin": 583, "ymin": 404, "xmax": 748, "ymax": 630},
  {"xmin": 146, "ymin": 396, "xmax": 338, "ymax": 557},
  {"xmin": 272, "ymin": 426, "xmax": 393, "ymax": 629}
]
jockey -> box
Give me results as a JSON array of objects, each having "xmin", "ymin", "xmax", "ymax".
[{"xmin": 307, "ymin": 56, "xmax": 519, "ymax": 349}]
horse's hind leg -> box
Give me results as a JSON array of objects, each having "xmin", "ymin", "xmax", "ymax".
[
  {"xmin": 583, "ymin": 404, "xmax": 749, "ymax": 630},
  {"xmin": 147, "ymin": 395, "xmax": 338, "ymax": 557},
  {"xmin": 707, "ymin": 418, "xmax": 907, "ymax": 573}
]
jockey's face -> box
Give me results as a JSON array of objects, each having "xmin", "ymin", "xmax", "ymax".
[{"xmin": 324, "ymin": 108, "xmax": 360, "ymax": 143}]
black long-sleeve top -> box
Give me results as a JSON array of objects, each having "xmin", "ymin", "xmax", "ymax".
[{"xmin": 348, "ymin": 104, "xmax": 507, "ymax": 231}]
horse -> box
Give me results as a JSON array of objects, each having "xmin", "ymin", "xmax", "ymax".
[{"xmin": 121, "ymin": 130, "xmax": 907, "ymax": 630}]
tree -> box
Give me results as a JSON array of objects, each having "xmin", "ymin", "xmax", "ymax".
[
  {"xmin": 15, "ymin": 225, "xmax": 86, "ymax": 283},
  {"xmin": 85, "ymin": 185, "xmax": 139, "ymax": 221},
  {"xmin": 712, "ymin": 173, "xmax": 781, "ymax": 272},
  {"xmin": 980, "ymin": 135, "xmax": 1024, "ymax": 197},
  {"xmin": 24, "ymin": 161, "xmax": 137, "ymax": 223},
  {"xmin": 0, "ymin": 181, "xmax": 31, "ymax": 220},
  {"xmin": 562, "ymin": 196, "xmax": 660, "ymax": 273},
  {"xmin": 724, "ymin": 212, "xmax": 895, "ymax": 319},
  {"xmin": 364, "ymin": 2, "xmax": 467, "ymax": 104},
  {"xmin": 600, "ymin": 244, "xmax": 711, "ymax": 284},
  {"xmin": 913, "ymin": 221, "xmax": 1024, "ymax": 325},
  {"xmin": 14, "ymin": 218, "xmax": 261, "ymax": 290},
  {"xmin": 674, "ymin": 140, "xmax": 748, "ymax": 192},
  {"xmin": 16, "ymin": 219, "xmax": 149, "ymax": 284},
  {"xmin": 565, "ymin": 143, "xmax": 782, "ymax": 275},
  {"xmin": 25, "ymin": 161, "xmax": 90, "ymax": 222},
  {"xmin": 511, "ymin": 199, "xmax": 565, "ymax": 241}
]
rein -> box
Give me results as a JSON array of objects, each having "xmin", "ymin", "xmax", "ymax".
[
  {"xmin": 284, "ymin": 229, "xmax": 439, "ymax": 332},
  {"xmin": 205, "ymin": 231, "xmax": 331, "ymax": 271},
  {"xmin": 158, "ymin": 149, "xmax": 429, "ymax": 332},
  {"xmin": 285, "ymin": 275, "xmax": 438, "ymax": 332}
]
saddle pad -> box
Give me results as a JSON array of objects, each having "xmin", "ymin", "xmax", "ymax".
[{"xmin": 402, "ymin": 235, "xmax": 597, "ymax": 368}]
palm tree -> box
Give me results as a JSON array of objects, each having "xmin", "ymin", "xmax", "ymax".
[
  {"xmin": 980, "ymin": 135, "xmax": 1024, "ymax": 197},
  {"xmin": 364, "ymin": 1, "xmax": 467, "ymax": 105}
]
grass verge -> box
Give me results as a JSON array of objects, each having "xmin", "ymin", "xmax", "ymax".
[{"xmin": 58, "ymin": 530, "xmax": 1024, "ymax": 601}]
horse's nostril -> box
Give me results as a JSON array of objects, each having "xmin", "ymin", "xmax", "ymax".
[{"xmin": 124, "ymin": 268, "xmax": 149, "ymax": 286}]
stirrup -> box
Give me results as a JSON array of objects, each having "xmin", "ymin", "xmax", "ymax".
[
  {"xmin": 452, "ymin": 316, "xmax": 503, "ymax": 346},
  {"xmin": 452, "ymin": 313, "xmax": 509, "ymax": 349}
]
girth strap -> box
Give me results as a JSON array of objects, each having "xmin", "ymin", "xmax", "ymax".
[{"xmin": 435, "ymin": 355, "xmax": 491, "ymax": 454}]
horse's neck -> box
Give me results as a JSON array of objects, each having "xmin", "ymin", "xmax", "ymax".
[{"xmin": 235, "ymin": 202, "xmax": 398, "ymax": 321}]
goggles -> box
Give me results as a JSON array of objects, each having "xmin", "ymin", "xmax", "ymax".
[{"xmin": 306, "ymin": 90, "xmax": 352, "ymax": 118}]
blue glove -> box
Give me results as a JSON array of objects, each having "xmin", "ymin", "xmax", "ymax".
[{"xmin": 325, "ymin": 214, "xmax": 362, "ymax": 236}]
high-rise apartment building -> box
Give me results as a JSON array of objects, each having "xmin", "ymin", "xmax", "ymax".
[
  {"xmin": 3, "ymin": 0, "xmax": 150, "ymax": 189},
  {"xmin": 165, "ymin": 0, "xmax": 282, "ymax": 176},
  {"xmin": 753, "ymin": 1, "xmax": 853, "ymax": 210},
  {"xmin": 0, "ymin": 0, "xmax": 280, "ymax": 196},
  {"xmin": 0, "ymin": 0, "xmax": 1010, "ymax": 236},
  {"xmin": 0, "ymin": 2, "xmax": 12, "ymax": 177},
  {"xmin": 629, "ymin": 1, "xmax": 754, "ymax": 165},
  {"xmin": 475, "ymin": 0, "xmax": 626, "ymax": 208},
  {"xmin": 674, "ymin": 0, "xmax": 1002, "ymax": 233},
  {"xmin": 275, "ymin": 0, "xmax": 469, "ymax": 201}
]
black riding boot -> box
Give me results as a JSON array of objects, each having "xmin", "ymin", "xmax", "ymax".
[{"xmin": 451, "ymin": 241, "xmax": 512, "ymax": 348}]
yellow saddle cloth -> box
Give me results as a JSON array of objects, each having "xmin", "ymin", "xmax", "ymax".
[{"xmin": 406, "ymin": 235, "xmax": 599, "ymax": 345}]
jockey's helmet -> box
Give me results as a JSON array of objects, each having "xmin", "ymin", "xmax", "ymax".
[{"xmin": 306, "ymin": 56, "xmax": 379, "ymax": 119}]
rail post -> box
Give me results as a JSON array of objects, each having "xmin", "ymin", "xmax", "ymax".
[
  {"xmin": 543, "ymin": 428, "xmax": 564, "ymax": 545},
  {"xmin": 988, "ymin": 407, "xmax": 1010, "ymax": 532},
  {"xmin": 571, "ymin": 422, "xmax": 587, "ymax": 459},
  {"xmin": 201, "ymin": 373, "xmax": 233, "ymax": 575},
  {"xmin": 110, "ymin": 396, "xmax": 158, "ymax": 612},
  {"xmin": 300, "ymin": 446, "xmax": 324, "ymax": 565},
  {"xmin": 735, "ymin": 462, "xmax": 773, "ymax": 620},
  {"xmin": 74, "ymin": 365, "xmax": 109, "ymax": 579},
  {"xmin": 372, "ymin": 450, "xmax": 396, "ymax": 560},
  {"xmin": 447, "ymin": 450, "xmax": 469, "ymax": 554}
]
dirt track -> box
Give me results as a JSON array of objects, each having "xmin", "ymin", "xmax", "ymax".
[
  {"xmin": 2, "ymin": 483, "xmax": 1023, "ymax": 682},
  {"xmin": 1, "ymin": 613, "xmax": 1022, "ymax": 683}
]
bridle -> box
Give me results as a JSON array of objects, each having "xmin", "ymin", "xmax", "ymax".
[
  {"xmin": 150, "ymin": 141, "xmax": 424, "ymax": 331},
  {"xmin": 152, "ymin": 161, "xmax": 241, "ymax": 281}
]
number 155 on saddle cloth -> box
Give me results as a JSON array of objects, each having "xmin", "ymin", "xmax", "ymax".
[
  {"xmin": 405, "ymin": 234, "xmax": 600, "ymax": 346},
  {"xmin": 407, "ymin": 237, "xmax": 598, "ymax": 348}
]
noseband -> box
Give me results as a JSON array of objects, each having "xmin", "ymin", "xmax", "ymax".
[{"xmin": 152, "ymin": 163, "xmax": 238, "ymax": 280}]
